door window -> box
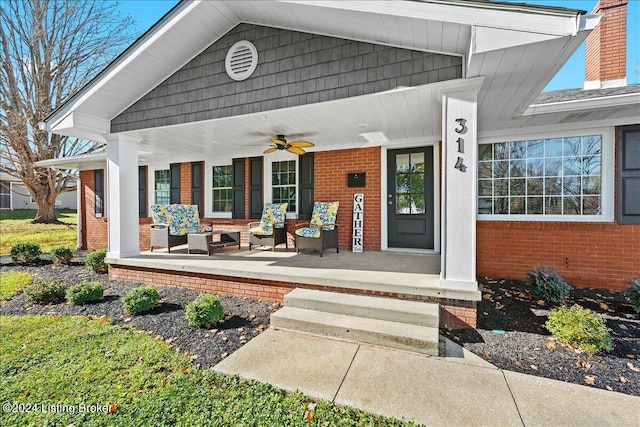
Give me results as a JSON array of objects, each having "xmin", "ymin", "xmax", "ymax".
[{"xmin": 395, "ymin": 152, "xmax": 425, "ymax": 214}]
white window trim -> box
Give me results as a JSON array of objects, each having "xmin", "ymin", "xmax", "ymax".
[
  {"xmin": 263, "ymin": 152, "xmax": 299, "ymax": 219},
  {"xmin": 476, "ymin": 127, "xmax": 614, "ymax": 223},
  {"xmin": 206, "ymin": 160, "xmax": 233, "ymax": 218}
]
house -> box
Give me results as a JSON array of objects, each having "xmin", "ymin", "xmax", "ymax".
[
  {"xmin": 38, "ymin": 0, "xmax": 639, "ymax": 331},
  {"xmin": 0, "ymin": 173, "xmax": 77, "ymax": 210}
]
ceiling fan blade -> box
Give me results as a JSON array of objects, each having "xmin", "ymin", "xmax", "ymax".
[
  {"xmin": 288, "ymin": 141, "xmax": 315, "ymax": 148},
  {"xmin": 286, "ymin": 146, "xmax": 306, "ymax": 155},
  {"xmin": 263, "ymin": 147, "xmax": 278, "ymax": 154},
  {"xmin": 270, "ymin": 138, "xmax": 286, "ymax": 146}
]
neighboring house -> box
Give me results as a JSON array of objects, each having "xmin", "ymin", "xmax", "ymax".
[
  {"xmin": 0, "ymin": 173, "xmax": 77, "ymax": 210},
  {"xmin": 38, "ymin": 0, "xmax": 639, "ymax": 329}
]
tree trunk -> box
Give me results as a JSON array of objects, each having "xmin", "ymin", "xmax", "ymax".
[{"xmin": 32, "ymin": 199, "xmax": 60, "ymax": 224}]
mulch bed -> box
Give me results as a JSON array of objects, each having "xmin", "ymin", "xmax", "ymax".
[
  {"xmin": 0, "ymin": 253, "xmax": 279, "ymax": 369},
  {"xmin": 2, "ymin": 255, "xmax": 639, "ymax": 396},
  {"xmin": 444, "ymin": 277, "xmax": 640, "ymax": 396}
]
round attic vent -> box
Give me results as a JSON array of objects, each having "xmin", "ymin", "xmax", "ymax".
[{"xmin": 225, "ymin": 40, "xmax": 258, "ymax": 81}]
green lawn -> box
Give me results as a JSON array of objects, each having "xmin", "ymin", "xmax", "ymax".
[
  {"xmin": 0, "ymin": 315, "xmax": 416, "ymax": 426},
  {"xmin": 0, "ymin": 209, "xmax": 77, "ymax": 255}
]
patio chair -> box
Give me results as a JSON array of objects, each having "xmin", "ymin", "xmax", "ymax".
[
  {"xmin": 248, "ymin": 203, "xmax": 288, "ymax": 251},
  {"xmin": 295, "ymin": 201, "xmax": 339, "ymax": 257},
  {"xmin": 150, "ymin": 204, "xmax": 211, "ymax": 253}
]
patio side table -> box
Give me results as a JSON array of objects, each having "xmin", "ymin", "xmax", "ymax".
[{"xmin": 187, "ymin": 232, "xmax": 213, "ymax": 255}]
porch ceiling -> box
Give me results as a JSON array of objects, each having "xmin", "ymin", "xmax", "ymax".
[{"xmin": 124, "ymin": 80, "xmax": 458, "ymax": 165}]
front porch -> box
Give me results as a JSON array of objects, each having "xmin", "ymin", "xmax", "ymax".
[{"xmin": 106, "ymin": 248, "xmax": 479, "ymax": 329}]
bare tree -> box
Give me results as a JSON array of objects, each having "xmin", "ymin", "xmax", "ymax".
[{"xmin": 0, "ymin": 0, "xmax": 135, "ymax": 222}]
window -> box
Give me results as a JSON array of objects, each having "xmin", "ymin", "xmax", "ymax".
[
  {"xmin": 0, "ymin": 180, "xmax": 10, "ymax": 209},
  {"xmin": 94, "ymin": 170, "xmax": 104, "ymax": 217},
  {"xmin": 478, "ymin": 135, "xmax": 603, "ymax": 217},
  {"xmin": 212, "ymin": 165, "xmax": 233, "ymax": 212},
  {"xmin": 154, "ymin": 170, "xmax": 170, "ymax": 205},
  {"xmin": 272, "ymin": 160, "xmax": 296, "ymax": 212},
  {"xmin": 395, "ymin": 152, "xmax": 426, "ymax": 214}
]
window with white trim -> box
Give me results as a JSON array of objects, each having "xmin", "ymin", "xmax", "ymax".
[
  {"xmin": 212, "ymin": 165, "xmax": 233, "ymax": 212},
  {"xmin": 154, "ymin": 170, "xmax": 170, "ymax": 205},
  {"xmin": 272, "ymin": 160, "xmax": 296, "ymax": 212},
  {"xmin": 478, "ymin": 135, "xmax": 603, "ymax": 216}
]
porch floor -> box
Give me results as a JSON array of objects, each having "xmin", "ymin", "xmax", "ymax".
[{"xmin": 107, "ymin": 247, "xmax": 477, "ymax": 301}]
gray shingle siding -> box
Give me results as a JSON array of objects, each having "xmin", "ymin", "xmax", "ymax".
[{"xmin": 111, "ymin": 23, "xmax": 463, "ymax": 133}]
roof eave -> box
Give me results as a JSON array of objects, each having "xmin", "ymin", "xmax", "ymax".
[{"xmin": 524, "ymin": 92, "xmax": 640, "ymax": 116}]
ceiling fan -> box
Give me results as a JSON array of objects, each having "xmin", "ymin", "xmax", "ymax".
[{"xmin": 263, "ymin": 135, "xmax": 315, "ymax": 155}]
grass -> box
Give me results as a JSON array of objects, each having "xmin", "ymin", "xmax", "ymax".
[
  {"xmin": 0, "ymin": 271, "xmax": 34, "ymax": 301},
  {"xmin": 0, "ymin": 315, "xmax": 417, "ymax": 426},
  {"xmin": 0, "ymin": 209, "xmax": 77, "ymax": 254}
]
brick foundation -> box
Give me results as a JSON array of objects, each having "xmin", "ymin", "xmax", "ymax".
[
  {"xmin": 477, "ymin": 221, "xmax": 640, "ymax": 290},
  {"xmin": 108, "ymin": 264, "xmax": 476, "ymax": 328}
]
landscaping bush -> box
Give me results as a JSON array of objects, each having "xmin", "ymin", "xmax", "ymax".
[
  {"xmin": 66, "ymin": 281, "xmax": 105, "ymax": 305},
  {"xmin": 85, "ymin": 249, "xmax": 107, "ymax": 273},
  {"xmin": 51, "ymin": 246, "xmax": 74, "ymax": 264},
  {"xmin": 123, "ymin": 286, "xmax": 160, "ymax": 315},
  {"xmin": 185, "ymin": 294, "xmax": 224, "ymax": 328},
  {"xmin": 24, "ymin": 279, "xmax": 66, "ymax": 305},
  {"xmin": 527, "ymin": 265, "xmax": 573, "ymax": 303},
  {"xmin": 545, "ymin": 304, "xmax": 612, "ymax": 355},
  {"xmin": 10, "ymin": 242, "xmax": 41, "ymax": 264},
  {"xmin": 624, "ymin": 277, "xmax": 640, "ymax": 314},
  {"xmin": 0, "ymin": 271, "xmax": 34, "ymax": 300}
]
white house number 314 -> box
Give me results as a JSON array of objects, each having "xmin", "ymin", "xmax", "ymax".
[{"xmin": 454, "ymin": 118, "xmax": 468, "ymax": 172}]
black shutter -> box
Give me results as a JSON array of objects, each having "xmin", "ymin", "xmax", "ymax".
[
  {"xmin": 232, "ymin": 158, "xmax": 245, "ymax": 219},
  {"xmin": 138, "ymin": 166, "xmax": 147, "ymax": 218},
  {"xmin": 618, "ymin": 125, "xmax": 640, "ymax": 224},
  {"xmin": 249, "ymin": 156, "xmax": 263, "ymax": 219},
  {"xmin": 191, "ymin": 161, "xmax": 204, "ymax": 217},
  {"xmin": 299, "ymin": 153, "xmax": 314, "ymax": 220},
  {"xmin": 94, "ymin": 170, "xmax": 104, "ymax": 217},
  {"xmin": 169, "ymin": 163, "xmax": 180, "ymax": 204}
]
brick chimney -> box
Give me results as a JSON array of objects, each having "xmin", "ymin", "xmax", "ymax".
[{"xmin": 584, "ymin": 0, "xmax": 627, "ymax": 89}]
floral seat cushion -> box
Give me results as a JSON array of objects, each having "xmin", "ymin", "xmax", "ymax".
[
  {"xmin": 150, "ymin": 204, "xmax": 212, "ymax": 236},
  {"xmin": 295, "ymin": 201, "xmax": 339, "ymax": 239},
  {"xmin": 249, "ymin": 203, "xmax": 288, "ymax": 236}
]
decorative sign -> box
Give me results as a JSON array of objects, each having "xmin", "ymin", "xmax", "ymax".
[
  {"xmin": 453, "ymin": 118, "xmax": 468, "ymax": 172},
  {"xmin": 352, "ymin": 193, "xmax": 364, "ymax": 253}
]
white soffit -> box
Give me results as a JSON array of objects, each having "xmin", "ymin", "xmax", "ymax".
[{"xmin": 472, "ymin": 27, "xmax": 558, "ymax": 54}]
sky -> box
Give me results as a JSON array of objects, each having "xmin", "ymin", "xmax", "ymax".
[{"xmin": 118, "ymin": 0, "xmax": 639, "ymax": 92}]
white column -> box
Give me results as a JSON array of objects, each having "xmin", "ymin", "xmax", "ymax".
[
  {"xmin": 106, "ymin": 134, "xmax": 140, "ymax": 258},
  {"xmin": 440, "ymin": 85, "xmax": 480, "ymax": 291}
]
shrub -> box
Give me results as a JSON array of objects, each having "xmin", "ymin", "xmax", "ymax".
[
  {"xmin": 185, "ymin": 294, "xmax": 224, "ymax": 328},
  {"xmin": 85, "ymin": 249, "xmax": 107, "ymax": 273},
  {"xmin": 624, "ymin": 277, "xmax": 640, "ymax": 314},
  {"xmin": 527, "ymin": 265, "xmax": 573, "ymax": 303},
  {"xmin": 0, "ymin": 271, "xmax": 34, "ymax": 301},
  {"xmin": 546, "ymin": 304, "xmax": 613, "ymax": 355},
  {"xmin": 123, "ymin": 286, "xmax": 160, "ymax": 315},
  {"xmin": 51, "ymin": 246, "xmax": 74, "ymax": 264},
  {"xmin": 24, "ymin": 279, "xmax": 66, "ymax": 305},
  {"xmin": 66, "ymin": 281, "xmax": 105, "ymax": 305},
  {"xmin": 10, "ymin": 242, "xmax": 41, "ymax": 264}
]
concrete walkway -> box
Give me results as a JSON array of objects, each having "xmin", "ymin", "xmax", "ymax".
[{"xmin": 215, "ymin": 328, "xmax": 640, "ymax": 427}]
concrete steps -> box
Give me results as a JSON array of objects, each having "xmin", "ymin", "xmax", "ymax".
[{"xmin": 271, "ymin": 288, "xmax": 439, "ymax": 355}]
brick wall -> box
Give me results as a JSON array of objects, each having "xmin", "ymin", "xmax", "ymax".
[
  {"xmin": 79, "ymin": 170, "xmax": 108, "ymax": 251},
  {"xmin": 180, "ymin": 162, "xmax": 192, "ymax": 205},
  {"xmin": 477, "ymin": 221, "xmax": 640, "ymax": 290},
  {"xmin": 585, "ymin": 0, "xmax": 627, "ymax": 84},
  {"xmin": 109, "ymin": 264, "xmax": 476, "ymax": 328},
  {"xmin": 314, "ymin": 147, "xmax": 381, "ymax": 251}
]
